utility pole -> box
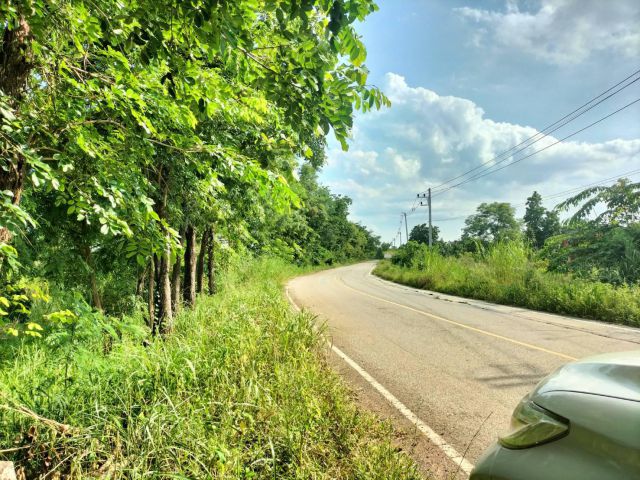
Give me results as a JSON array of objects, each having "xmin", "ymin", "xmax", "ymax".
[
  {"xmin": 428, "ymin": 188, "xmax": 432, "ymax": 248},
  {"xmin": 402, "ymin": 212, "xmax": 409, "ymax": 243},
  {"xmin": 417, "ymin": 188, "xmax": 433, "ymax": 247},
  {"xmin": 399, "ymin": 229, "xmax": 402, "ymax": 245}
]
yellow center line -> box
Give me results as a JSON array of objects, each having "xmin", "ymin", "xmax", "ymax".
[{"xmin": 339, "ymin": 278, "xmax": 578, "ymax": 362}]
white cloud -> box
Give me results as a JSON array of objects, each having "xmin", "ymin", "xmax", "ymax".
[
  {"xmin": 456, "ymin": 0, "xmax": 640, "ymax": 65},
  {"xmin": 321, "ymin": 73, "xmax": 640, "ymax": 241}
]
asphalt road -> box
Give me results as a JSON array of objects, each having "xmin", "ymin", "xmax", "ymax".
[{"xmin": 287, "ymin": 262, "xmax": 640, "ymax": 478}]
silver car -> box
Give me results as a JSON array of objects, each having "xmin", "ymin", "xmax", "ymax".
[{"xmin": 471, "ymin": 350, "xmax": 640, "ymax": 479}]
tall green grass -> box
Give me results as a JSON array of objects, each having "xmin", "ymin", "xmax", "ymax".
[
  {"xmin": 0, "ymin": 257, "xmax": 422, "ymax": 479},
  {"xmin": 375, "ymin": 242, "xmax": 640, "ymax": 326}
]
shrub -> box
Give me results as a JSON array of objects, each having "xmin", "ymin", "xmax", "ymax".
[
  {"xmin": 0, "ymin": 258, "xmax": 422, "ymax": 479},
  {"xmin": 376, "ymin": 241, "xmax": 640, "ymax": 326}
]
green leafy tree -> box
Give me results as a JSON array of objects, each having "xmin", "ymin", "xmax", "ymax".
[
  {"xmin": 0, "ymin": 0, "xmax": 389, "ymax": 337},
  {"xmin": 556, "ymin": 178, "xmax": 640, "ymax": 226},
  {"xmin": 523, "ymin": 191, "xmax": 560, "ymax": 248},
  {"xmin": 409, "ymin": 223, "xmax": 440, "ymax": 245},
  {"xmin": 391, "ymin": 241, "xmax": 428, "ymax": 268},
  {"xmin": 462, "ymin": 202, "xmax": 520, "ymax": 243},
  {"xmin": 542, "ymin": 178, "xmax": 640, "ymax": 284},
  {"xmin": 252, "ymin": 164, "xmax": 380, "ymax": 265},
  {"xmin": 438, "ymin": 238, "xmax": 480, "ymax": 256},
  {"xmin": 542, "ymin": 223, "xmax": 640, "ymax": 285}
]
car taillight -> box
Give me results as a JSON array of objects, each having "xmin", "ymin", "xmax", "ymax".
[{"xmin": 499, "ymin": 394, "xmax": 569, "ymax": 449}]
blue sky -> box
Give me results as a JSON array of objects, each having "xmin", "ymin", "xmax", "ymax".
[{"xmin": 320, "ymin": 0, "xmax": 640, "ymax": 242}]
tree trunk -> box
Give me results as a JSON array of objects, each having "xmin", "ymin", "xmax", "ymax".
[
  {"xmin": 0, "ymin": 18, "xmax": 32, "ymax": 244},
  {"xmin": 157, "ymin": 242, "xmax": 173, "ymax": 334},
  {"xmin": 0, "ymin": 18, "xmax": 32, "ymax": 97},
  {"xmin": 147, "ymin": 257, "xmax": 156, "ymax": 333},
  {"xmin": 196, "ymin": 227, "xmax": 210, "ymax": 293},
  {"xmin": 183, "ymin": 225, "xmax": 197, "ymax": 306},
  {"xmin": 78, "ymin": 244, "xmax": 103, "ymax": 311},
  {"xmin": 152, "ymin": 176, "xmax": 173, "ymax": 333},
  {"xmin": 0, "ymin": 156, "xmax": 26, "ymax": 244},
  {"xmin": 207, "ymin": 226, "xmax": 216, "ymax": 295},
  {"xmin": 171, "ymin": 254, "xmax": 181, "ymax": 313},
  {"xmin": 136, "ymin": 266, "xmax": 147, "ymax": 298}
]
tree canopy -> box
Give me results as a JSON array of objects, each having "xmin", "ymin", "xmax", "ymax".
[
  {"xmin": 0, "ymin": 0, "xmax": 387, "ymax": 337},
  {"xmin": 556, "ymin": 178, "xmax": 640, "ymax": 226},
  {"xmin": 543, "ymin": 178, "xmax": 640, "ymax": 284},
  {"xmin": 462, "ymin": 202, "xmax": 520, "ymax": 243},
  {"xmin": 523, "ymin": 191, "xmax": 560, "ymax": 248},
  {"xmin": 409, "ymin": 223, "xmax": 440, "ymax": 245}
]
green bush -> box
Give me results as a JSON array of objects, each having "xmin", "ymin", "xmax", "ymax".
[
  {"xmin": 390, "ymin": 241, "xmax": 429, "ymax": 268},
  {"xmin": 376, "ymin": 241, "xmax": 640, "ymax": 327},
  {"xmin": 0, "ymin": 257, "xmax": 421, "ymax": 479}
]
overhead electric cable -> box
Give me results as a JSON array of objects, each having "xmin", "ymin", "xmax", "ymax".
[
  {"xmin": 431, "ymin": 97, "xmax": 640, "ymax": 197},
  {"xmin": 540, "ymin": 168, "xmax": 640, "ymax": 201},
  {"xmin": 425, "ymin": 168, "xmax": 640, "ymax": 223},
  {"xmin": 419, "ymin": 67, "xmax": 640, "ymax": 195}
]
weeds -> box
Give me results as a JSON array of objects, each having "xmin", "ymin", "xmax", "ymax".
[
  {"xmin": 0, "ymin": 257, "xmax": 422, "ymax": 479},
  {"xmin": 376, "ymin": 242, "xmax": 640, "ymax": 326}
]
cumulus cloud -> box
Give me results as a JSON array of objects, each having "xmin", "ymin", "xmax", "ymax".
[
  {"xmin": 455, "ymin": 0, "xmax": 640, "ymax": 65},
  {"xmin": 321, "ymin": 73, "xmax": 640, "ymax": 240}
]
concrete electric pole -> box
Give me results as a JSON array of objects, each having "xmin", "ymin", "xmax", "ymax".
[
  {"xmin": 402, "ymin": 212, "xmax": 409, "ymax": 243},
  {"xmin": 417, "ymin": 189, "xmax": 433, "ymax": 247}
]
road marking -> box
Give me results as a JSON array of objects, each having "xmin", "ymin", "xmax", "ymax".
[
  {"xmin": 285, "ymin": 287, "xmax": 302, "ymax": 313},
  {"xmin": 339, "ymin": 279, "xmax": 578, "ymax": 362},
  {"xmin": 285, "ymin": 286, "xmax": 475, "ymax": 477},
  {"xmin": 368, "ymin": 265, "xmax": 640, "ymax": 335}
]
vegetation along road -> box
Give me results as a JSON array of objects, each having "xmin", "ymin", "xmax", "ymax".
[{"xmin": 288, "ymin": 262, "xmax": 640, "ymax": 478}]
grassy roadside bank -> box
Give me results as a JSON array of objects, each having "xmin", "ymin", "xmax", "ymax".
[
  {"xmin": 0, "ymin": 258, "xmax": 422, "ymax": 479},
  {"xmin": 374, "ymin": 243, "xmax": 640, "ymax": 327}
]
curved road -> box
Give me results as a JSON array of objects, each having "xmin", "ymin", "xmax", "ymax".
[{"xmin": 287, "ymin": 262, "xmax": 640, "ymax": 478}]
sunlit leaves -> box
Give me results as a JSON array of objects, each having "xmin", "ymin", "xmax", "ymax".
[
  {"xmin": 557, "ymin": 178, "xmax": 640, "ymax": 227},
  {"xmin": 1, "ymin": 0, "xmax": 387, "ymax": 337}
]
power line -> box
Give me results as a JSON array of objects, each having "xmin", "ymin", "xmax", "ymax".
[
  {"xmin": 424, "ymin": 168, "xmax": 640, "ymax": 223},
  {"xmin": 432, "ymin": 97, "xmax": 640, "ymax": 197},
  {"xmin": 431, "ymin": 215, "xmax": 469, "ymax": 222},
  {"xmin": 418, "ymin": 67, "xmax": 640, "ymax": 196},
  {"xmin": 540, "ymin": 168, "xmax": 640, "ymax": 201}
]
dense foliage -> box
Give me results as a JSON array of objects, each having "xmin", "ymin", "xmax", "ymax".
[
  {"xmin": 548, "ymin": 178, "xmax": 640, "ymax": 284},
  {"xmin": 0, "ymin": 0, "xmax": 385, "ymax": 337},
  {"xmin": 0, "ymin": 5, "xmax": 390, "ymax": 475},
  {"xmin": 523, "ymin": 191, "xmax": 560, "ymax": 249},
  {"xmin": 406, "ymin": 179, "xmax": 640, "ymax": 286},
  {"xmin": 461, "ymin": 202, "xmax": 520, "ymax": 243},
  {"xmin": 408, "ymin": 223, "xmax": 440, "ymax": 245},
  {"xmin": 250, "ymin": 164, "xmax": 380, "ymax": 265},
  {"xmin": 387, "ymin": 178, "xmax": 640, "ymax": 324},
  {"xmin": 379, "ymin": 242, "xmax": 640, "ymax": 326},
  {"xmin": 1, "ymin": 257, "xmax": 422, "ymax": 479}
]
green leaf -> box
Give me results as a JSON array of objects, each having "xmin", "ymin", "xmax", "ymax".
[
  {"xmin": 303, "ymin": 146, "xmax": 313, "ymax": 158},
  {"xmin": 31, "ymin": 173, "xmax": 41, "ymax": 187},
  {"xmin": 0, "ymin": 106, "xmax": 16, "ymax": 122}
]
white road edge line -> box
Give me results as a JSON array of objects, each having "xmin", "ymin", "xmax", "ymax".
[{"xmin": 285, "ymin": 286, "xmax": 475, "ymax": 477}]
